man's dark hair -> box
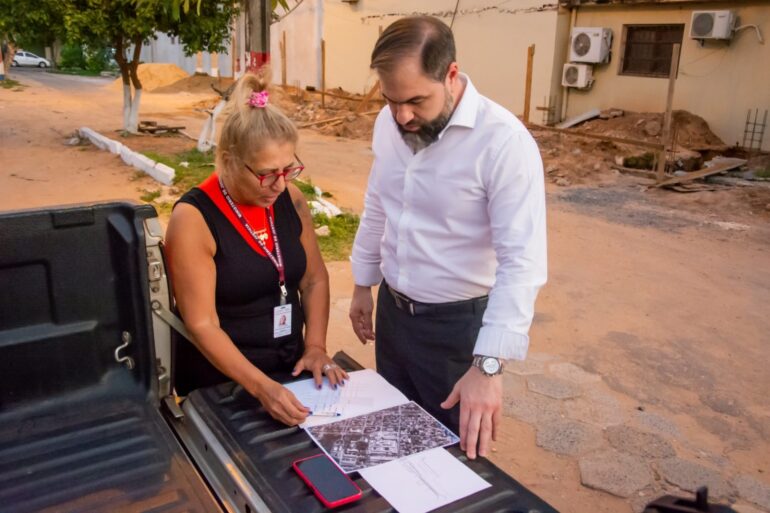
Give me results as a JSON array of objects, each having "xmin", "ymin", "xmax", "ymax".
[{"xmin": 370, "ymin": 16, "xmax": 456, "ymax": 82}]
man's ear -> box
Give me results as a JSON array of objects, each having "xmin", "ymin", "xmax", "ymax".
[{"xmin": 445, "ymin": 62, "xmax": 460, "ymax": 85}]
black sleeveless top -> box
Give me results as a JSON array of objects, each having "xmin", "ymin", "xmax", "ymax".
[{"xmin": 173, "ymin": 184, "xmax": 307, "ymax": 395}]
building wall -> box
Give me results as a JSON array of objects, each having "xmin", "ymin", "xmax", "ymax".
[
  {"xmin": 269, "ymin": 0, "xmax": 323, "ymax": 89},
  {"xmin": 565, "ymin": 1, "xmax": 770, "ymax": 151},
  {"xmin": 322, "ymin": 0, "xmax": 565, "ymax": 121}
]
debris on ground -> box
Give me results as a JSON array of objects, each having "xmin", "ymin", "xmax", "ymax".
[{"xmin": 138, "ymin": 120, "xmax": 186, "ymax": 135}]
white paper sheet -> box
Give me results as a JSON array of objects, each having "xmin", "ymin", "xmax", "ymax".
[
  {"xmin": 283, "ymin": 369, "xmax": 409, "ymax": 428},
  {"xmin": 359, "ymin": 447, "xmax": 491, "ymax": 513}
]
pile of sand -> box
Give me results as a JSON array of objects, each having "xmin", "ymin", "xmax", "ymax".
[
  {"xmin": 108, "ymin": 63, "xmax": 189, "ymax": 92},
  {"xmin": 576, "ymin": 109, "xmax": 727, "ymax": 151},
  {"xmin": 152, "ymin": 73, "xmax": 235, "ymax": 95}
]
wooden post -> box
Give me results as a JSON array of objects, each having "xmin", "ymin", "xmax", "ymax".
[
  {"xmin": 656, "ymin": 43, "xmax": 681, "ymax": 182},
  {"xmin": 321, "ymin": 39, "xmax": 326, "ymax": 108},
  {"xmin": 280, "ymin": 31, "xmax": 287, "ymax": 86},
  {"xmin": 523, "ymin": 44, "xmax": 535, "ymax": 123},
  {"xmin": 356, "ymin": 81, "xmax": 381, "ymax": 113}
]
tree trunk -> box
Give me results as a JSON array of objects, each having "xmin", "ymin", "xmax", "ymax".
[
  {"xmin": 126, "ymin": 37, "xmax": 144, "ymax": 133},
  {"xmin": 114, "ymin": 36, "xmax": 144, "ymax": 133}
]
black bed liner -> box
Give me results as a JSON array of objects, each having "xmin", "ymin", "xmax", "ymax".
[
  {"xmin": 178, "ymin": 352, "xmax": 559, "ymax": 513},
  {"xmin": 0, "ymin": 203, "xmax": 219, "ymax": 513}
]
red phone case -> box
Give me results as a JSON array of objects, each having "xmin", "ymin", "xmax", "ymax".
[{"xmin": 293, "ymin": 454, "xmax": 363, "ymax": 508}]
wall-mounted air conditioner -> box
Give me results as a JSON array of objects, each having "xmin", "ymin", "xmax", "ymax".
[
  {"xmin": 562, "ymin": 63, "xmax": 593, "ymax": 89},
  {"xmin": 569, "ymin": 27, "xmax": 612, "ymax": 63},
  {"xmin": 690, "ymin": 10, "xmax": 736, "ymax": 40}
]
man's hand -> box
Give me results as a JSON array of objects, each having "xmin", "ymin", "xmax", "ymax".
[
  {"xmin": 254, "ymin": 378, "xmax": 310, "ymax": 426},
  {"xmin": 349, "ymin": 285, "xmax": 375, "ymax": 344},
  {"xmin": 440, "ymin": 367, "xmax": 503, "ymax": 459}
]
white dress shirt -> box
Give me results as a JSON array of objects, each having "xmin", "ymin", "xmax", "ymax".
[{"xmin": 351, "ymin": 75, "xmax": 547, "ymax": 361}]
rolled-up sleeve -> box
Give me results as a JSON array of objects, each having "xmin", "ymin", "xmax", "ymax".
[{"xmin": 473, "ymin": 131, "xmax": 547, "ymax": 361}]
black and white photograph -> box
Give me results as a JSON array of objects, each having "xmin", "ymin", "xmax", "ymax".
[{"xmin": 306, "ymin": 401, "xmax": 460, "ymax": 473}]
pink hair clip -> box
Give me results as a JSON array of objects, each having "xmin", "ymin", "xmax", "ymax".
[{"xmin": 247, "ymin": 90, "xmax": 269, "ymax": 108}]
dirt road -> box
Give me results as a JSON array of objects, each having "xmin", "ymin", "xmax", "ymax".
[{"xmin": 2, "ymin": 71, "xmax": 768, "ymax": 513}]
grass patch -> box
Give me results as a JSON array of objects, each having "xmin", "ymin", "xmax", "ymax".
[
  {"xmin": 313, "ymin": 213, "xmax": 360, "ymax": 261},
  {"xmin": 143, "ymin": 149, "xmax": 215, "ymax": 192},
  {"xmin": 140, "ymin": 189, "xmax": 161, "ymax": 202},
  {"xmin": 1, "ymin": 78, "xmax": 24, "ymax": 90},
  {"xmin": 754, "ymin": 167, "xmax": 770, "ymax": 179}
]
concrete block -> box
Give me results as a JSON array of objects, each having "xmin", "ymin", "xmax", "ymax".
[
  {"xmin": 565, "ymin": 390, "xmax": 625, "ymax": 428},
  {"xmin": 503, "ymin": 390, "xmax": 563, "ymax": 425},
  {"xmin": 733, "ymin": 475, "xmax": 770, "ymax": 511},
  {"xmin": 656, "ymin": 458, "xmax": 734, "ymax": 499},
  {"xmin": 150, "ymin": 163, "xmax": 175, "ymax": 186},
  {"xmin": 605, "ymin": 425, "xmax": 676, "ymax": 459},
  {"xmin": 527, "ymin": 375, "xmax": 582, "ymax": 400},
  {"xmin": 536, "ymin": 419, "xmax": 604, "ymax": 456},
  {"xmin": 579, "ymin": 449, "xmax": 652, "ymax": 498},
  {"xmin": 631, "ymin": 410, "xmax": 681, "ymax": 439}
]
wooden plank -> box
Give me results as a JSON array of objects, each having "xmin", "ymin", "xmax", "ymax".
[
  {"xmin": 656, "ymin": 43, "xmax": 680, "ymax": 182},
  {"xmin": 356, "ymin": 81, "xmax": 381, "ymax": 114},
  {"xmin": 321, "ymin": 39, "xmax": 326, "ymax": 109},
  {"xmin": 526, "ymin": 122, "xmax": 664, "ymax": 150},
  {"xmin": 523, "ymin": 45, "xmax": 535, "ymax": 123},
  {"xmin": 298, "ymin": 110, "xmax": 380, "ymax": 128},
  {"xmin": 556, "ymin": 109, "xmax": 601, "ymax": 129},
  {"xmin": 654, "ymin": 158, "xmax": 747, "ymax": 188},
  {"xmin": 280, "ymin": 31, "xmax": 287, "ymax": 87}
]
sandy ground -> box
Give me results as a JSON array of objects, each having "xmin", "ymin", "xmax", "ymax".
[{"xmin": 2, "ymin": 69, "xmax": 769, "ymax": 513}]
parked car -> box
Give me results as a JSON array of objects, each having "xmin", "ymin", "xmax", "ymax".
[{"xmin": 11, "ymin": 50, "xmax": 50, "ymax": 68}]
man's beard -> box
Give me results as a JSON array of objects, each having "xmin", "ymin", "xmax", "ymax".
[{"xmin": 398, "ymin": 90, "xmax": 454, "ymax": 153}]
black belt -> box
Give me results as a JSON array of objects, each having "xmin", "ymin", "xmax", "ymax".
[{"xmin": 384, "ymin": 281, "xmax": 488, "ymax": 317}]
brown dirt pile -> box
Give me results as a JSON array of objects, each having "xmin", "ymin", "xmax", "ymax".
[
  {"xmin": 576, "ymin": 109, "xmax": 727, "ymax": 151},
  {"xmin": 152, "ymin": 73, "xmax": 234, "ymax": 95},
  {"xmin": 108, "ymin": 63, "xmax": 189, "ymax": 92}
]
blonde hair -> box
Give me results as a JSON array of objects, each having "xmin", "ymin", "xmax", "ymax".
[{"xmin": 217, "ymin": 67, "xmax": 298, "ymax": 171}]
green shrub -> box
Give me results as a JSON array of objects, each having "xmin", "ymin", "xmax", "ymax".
[{"xmin": 59, "ymin": 43, "xmax": 86, "ymax": 69}]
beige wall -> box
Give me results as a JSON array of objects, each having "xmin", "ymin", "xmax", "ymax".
[
  {"xmin": 566, "ymin": 2, "xmax": 770, "ymax": 151},
  {"xmin": 323, "ymin": 0, "xmax": 566, "ymax": 121}
]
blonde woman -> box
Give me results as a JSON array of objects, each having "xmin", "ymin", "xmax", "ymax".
[{"xmin": 166, "ymin": 70, "xmax": 347, "ymax": 426}]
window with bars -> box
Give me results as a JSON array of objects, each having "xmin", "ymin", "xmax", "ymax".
[{"xmin": 619, "ymin": 24, "xmax": 684, "ymax": 78}]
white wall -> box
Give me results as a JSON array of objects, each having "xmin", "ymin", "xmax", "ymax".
[
  {"xmin": 270, "ymin": 0, "xmax": 323, "ymax": 89},
  {"xmin": 323, "ymin": 0, "xmax": 565, "ymax": 121}
]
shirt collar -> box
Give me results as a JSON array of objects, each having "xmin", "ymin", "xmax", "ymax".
[{"xmin": 440, "ymin": 73, "xmax": 479, "ymax": 137}]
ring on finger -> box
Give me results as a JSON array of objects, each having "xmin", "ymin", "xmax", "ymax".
[{"xmin": 321, "ymin": 363, "xmax": 338, "ymax": 374}]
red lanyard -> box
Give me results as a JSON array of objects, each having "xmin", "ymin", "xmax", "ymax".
[{"xmin": 218, "ymin": 175, "xmax": 288, "ymax": 304}]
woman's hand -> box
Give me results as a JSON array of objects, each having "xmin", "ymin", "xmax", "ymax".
[
  {"xmin": 292, "ymin": 346, "xmax": 349, "ymax": 388},
  {"xmin": 254, "ymin": 378, "xmax": 311, "ymax": 426}
]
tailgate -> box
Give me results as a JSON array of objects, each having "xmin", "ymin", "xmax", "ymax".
[
  {"xmin": 0, "ymin": 400, "xmax": 220, "ymax": 513},
  {"xmin": 171, "ymin": 352, "xmax": 559, "ymax": 513}
]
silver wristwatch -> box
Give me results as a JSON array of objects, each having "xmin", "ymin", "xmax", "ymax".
[{"xmin": 472, "ymin": 355, "xmax": 504, "ymax": 377}]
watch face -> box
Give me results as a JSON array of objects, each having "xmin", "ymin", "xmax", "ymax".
[{"xmin": 481, "ymin": 358, "xmax": 501, "ymax": 374}]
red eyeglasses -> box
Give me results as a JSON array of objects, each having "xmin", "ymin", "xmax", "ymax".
[{"xmin": 244, "ymin": 154, "xmax": 305, "ymax": 187}]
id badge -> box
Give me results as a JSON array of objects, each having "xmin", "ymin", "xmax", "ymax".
[{"xmin": 273, "ymin": 304, "xmax": 292, "ymax": 338}]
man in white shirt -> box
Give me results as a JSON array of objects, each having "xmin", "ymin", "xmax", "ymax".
[{"xmin": 349, "ymin": 16, "xmax": 547, "ymax": 460}]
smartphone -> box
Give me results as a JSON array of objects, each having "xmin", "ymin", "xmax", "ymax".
[{"xmin": 292, "ymin": 454, "xmax": 363, "ymax": 508}]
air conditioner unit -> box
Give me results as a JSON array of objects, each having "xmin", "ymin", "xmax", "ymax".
[
  {"xmin": 569, "ymin": 27, "xmax": 612, "ymax": 63},
  {"xmin": 690, "ymin": 10, "xmax": 736, "ymax": 40},
  {"xmin": 562, "ymin": 63, "xmax": 593, "ymax": 89}
]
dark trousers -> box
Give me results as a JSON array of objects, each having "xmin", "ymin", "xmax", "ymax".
[{"xmin": 375, "ymin": 282, "xmax": 487, "ymax": 435}]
